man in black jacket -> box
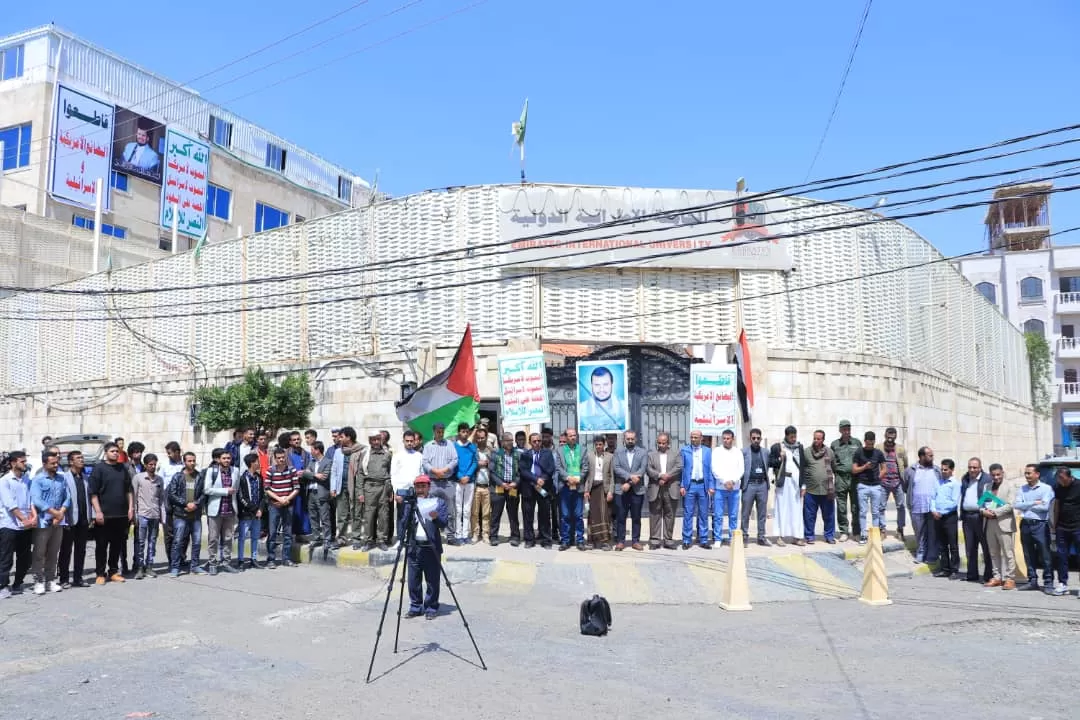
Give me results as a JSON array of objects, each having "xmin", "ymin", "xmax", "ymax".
[
  {"xmin": 165, "ymin": 452, "xmax": 205, "ymax": 577},
  {"xmin": 960, "ymin": 457, "xmax": 993, "ymax": 583},
  {"xmin": 519, "ymin": 433, "xmax": 557, "ymax": 548},
  {"xmin": 236, "ymin": 453, "xmax": 265, "ymax": 570},
  {"xmin": 88, "ymin": 443, "xmax": 133, "ymax": 585}
]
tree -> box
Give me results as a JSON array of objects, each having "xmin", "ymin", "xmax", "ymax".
[
  {"xmin": 194, "ymin": 368, "xmax": 315, "ymax": 437},
  {"xmin": 1025, "ymin": 331, "xmax": 1051, "ymax": 417}
]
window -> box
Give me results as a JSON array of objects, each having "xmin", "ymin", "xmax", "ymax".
[
  {"xmin": 72, "ymin": 215, "xmax": 127, "ymax": 240},
  {"xmin": 337, "ymin": 176, "xmax": 353, "ymax": 203},
  {"xmin": 159, "ymin": 237, "xmax": 172, "ymax": 252},
  {"xmin": 294, "ymin": 215, "xmax": 307, "ymax": 224},
  {"xmin": 1023, "ymin": 318, "xmax": 1045, "ymax": 337},
  {"xmin": 1, "ymin": 44, "xmax": 24, "ymax": 81},
  {"xmin": 264, "ymin": 142, "xmax": 286, "ymax": 172},
  {"xmin": 1020, "ymin": 276, "xmax": 1044, "ymax": 302},
  {"xmin": 975, "ymin": 282, "xmax": 996, "ymax": 305},
  {"xmin": 209, "ymin": 115, "xmax": 233, "ymax": 148},
  {"xmin": 1065, "ymin": 325, "xmax": 1076, "ymax": 339},
  {"xmin": 0, "ymin": 122, "xmax": 31, "ymax": 170},
  {"xmin": 1062, "ymin": 276, "xmax": 1080, "ymax": 294},
  {"xmin": 206, "ymin": 184, "xmax": 231, "ymax": 221},
  {"xmin": 1067, "ymin": 369, "xmax": 1078, "ymax": 384},
  {"xmin": 110, "ymin": 171, "xmax": 129, "ymax": 192},
  {"xmin": 254, "ymin": 202, "xmax": 288, "ymax": 232}
]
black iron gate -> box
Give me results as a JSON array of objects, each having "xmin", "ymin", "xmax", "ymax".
[{"xmin": 546, "ymin": 345, "xmax": 695, "ymax": 450}]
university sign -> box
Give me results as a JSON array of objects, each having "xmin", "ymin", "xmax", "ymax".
[{"xmin": 498, "ymin": 186, "xmax": 794, "ymax": 271}]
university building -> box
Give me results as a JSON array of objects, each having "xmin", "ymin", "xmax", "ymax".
[
  {"xmin": 0, "ymin": 181, "xmax": 1044, "ymax": 472},
  {"xmin": 0, "ymin": 25, "xmax": 370, "ymax": 264}
]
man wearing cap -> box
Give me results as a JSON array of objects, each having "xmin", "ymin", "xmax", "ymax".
[
  {"xmin": 400, "ymin": 475, "xmax": 448, "ymax": 620},
  {"xmin": 356, "ymin": 433, "xmax": 393, "ymax": 552},
  {"xmin": 422, "ymin": 423, "xmax": 459, "ymax": 544},
  {"xmin": 830, "ymin": 420, "xmax": 861, "ymax": 542}
]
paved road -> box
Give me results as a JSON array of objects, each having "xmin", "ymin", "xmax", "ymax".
[{"xmin": 3, "ymin": 558, "xmax": 1077, "ymax": 720}]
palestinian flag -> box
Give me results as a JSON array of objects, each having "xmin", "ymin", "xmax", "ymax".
[
  {"xmin": 395, "ymin": 325, "xmax": 480, "ymax": 434},
  {"xmin": 731, "ymin": 329, "xmax": 754, "ymax": 423}
]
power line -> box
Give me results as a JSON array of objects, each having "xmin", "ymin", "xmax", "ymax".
[
  {"xmin": 11, "ymin": 178, "xmax": 1079, "ymax": 323},
  {"xmin": 803, "ymin": 0, "xmax": 874, "ymax": 181},
  {"xmin": 5, "ymin": 122, "xmax": 1080, "ymax": 298}
]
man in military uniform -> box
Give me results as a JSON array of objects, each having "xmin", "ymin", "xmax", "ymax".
[{"xmin": 830, "ymin": 420, "xmax": 861, "ymax": 542}]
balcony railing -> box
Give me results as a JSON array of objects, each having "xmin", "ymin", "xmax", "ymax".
[
  {"xmin": 1057, "ymin": 292, "xmax": 1080, "ymax": 312},
  {"xmin": 1058, "ymin": 337, "xmax": 1080, "ymax": 355},
  {"xmin": 1061, "ymin": 382, "xmax": 1080, "ymax": 401}
]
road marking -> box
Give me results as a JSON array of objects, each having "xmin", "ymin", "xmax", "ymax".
[
  {"xmin": 0, "ymin": 631, "xmax": 202, "ymax": 679},
  {"xmin": 771, "ymin": 555, "xmax": 856, "ymax": 598},
  {"xmin": 485, "ymin": 560, "xmax": 537, "ymax": 594},
  {"xmin": 686, "ymin": 561, "xmax": 726, "ymax": 604},
  {"xmin": 592, "ymin": 561, "xmax": 651, "ymax": 603}
]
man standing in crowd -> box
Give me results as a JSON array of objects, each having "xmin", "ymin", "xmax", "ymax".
[
  {"xmin": 422, "ymin": 423, "xmax": 458, "ymax": 543},
  {"xmin": 541, "ymin": 427, "xmax": 561, "ymax": 541},
  {"xmin": 931, "ymin": 459, "xmax": 961, "ymax": 579},
  {"xmin": 852, "ymin": 431, "xmax": 885, "ymax": 546},
  {"xmin": 391, "ymin": 430, "xmax": 425, "ymax": 541},
  {"xmin": 286, "ymin": 431, "xmax": 311, "ymax": 538},
  {"xmin": 403, "ymin": 475, "xmax": 448, "ymax": 620},
  {"xmin": 237, "ymin": 453, "xmax": 264, "ymax": 568},
  {"xmin": 905, "ymin": 447, "xmax": 942, "ymax": 564},
  {"xmin": 710, "ymin": 429, "xmax": 743, "ymax": 546},
  {"xmin": 555, "ymin": 428, "xmax": 585, "ymax": 551},
  {"xmin": 30, "ymin": 452, "xmax": 69, "ymax": 595},
  {"xmin": 160, "ymin": 442, "xmax": 185, "ymax": 564},
  {"xmin": 131, "ymin": 453, "xmax": 165, "ymax": 579},
  {"xmin": 166, "ymin": 451, "xmax": 201, "ymax": 575},
  {"xmin": 204, "ymin": 449, "xmax": 240, "ymax": 575},
  {"xmin": 981, "ymin": 463, "xmax": 1016, "ymax": 590},
  {"xmin": 680, "ymin": 430, "xmax": 713, "ymax": 550},
  {"xmin": 769, "ymin": 426, "xmax": 806, "ymax": 546},
  {"xmin": 830, "ymin": 420, "xmax": 861, "ymax": 542},
  {"xmin": 0, "ymin": 452, "xmax": 35, "ymax": 598},
  {"xmin": 802, "ymin": 430, "xmax": 836, "ymax": 544},
  {"xmin": 89, "ymin": 442, "xmax": 133, "ymax": 585},
  {"xmin": 358, "ymin": 432, "xmax": 393, "ymax": 552},
  {"xmin": 471, "ymin": 428, "xmax": 493, "ymax": 544},
  {"xmin": 959, "ymin": 457, "xmax": 992, "ymax": 583},
  {"xmin": 265, "ymin": 448, "xmax": 300, "ymax": 569},
  {"xmin": 613, "ymin": 430, "xmax": 648, "ymax": 551},
  {"xmin": 646, "ymin": 432, "xmax": 682, "ymax": 550},
  {"xmin": 584, "ymin": 435, "xmax": 614, "ymax": 551},
  {"xmin": 331, "ymin": 427, "xmax": 363, "ymax": 547},
  {"xmin": 880, "ymin": 427, "xmax": 909, "ymax": 540},
  {"xmin": 1052, "ymin": 467, "xmax": 1080, "ymax": 595},
  {"xmin": 741, "ymin": 429, "xmax": 771, "ymax": 547},
  {"xmin": 490, "ymin": 432, "xmax": 520, "ymax": 546},
  {"xmin": 452, "ymin": 423, "xmax": 478, "ymax": 546},
  {"xmin": 1014, "ymin": 463, "xmax": 1054, "ymax": 592},
  {"xmin": 305, "ymin": 441, "xmax": 332, "ymax": 556},
  {"xmin": 238, "ymin": 428, "xmax": 256, "ymax": 464},
  {"xmin": 59, "ymin": 450, "xmax": 92, "ymax": 588},
  {"xmin": 519, "ymin": 432, "xmax": 556, "ymax": 549}
]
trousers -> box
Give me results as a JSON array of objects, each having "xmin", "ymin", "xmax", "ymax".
[
  {"xmin": 453, "ymin": 482, "xmax": 475, "ymax": 542},
  {"xmin": 362, "ymin": 479, "xmax": 393, "ymax": 546},
  {"xmin": 31, "ymin": 525, "xmax": 63, "ymax": 584},
  {"xmin": 134, "ymin": 517, "xmax": 160, "ymax": 570},
  {"xmin": 803, "ymin": 493, "xmax": 835, "ymax": 541},
  {"xmin": 1055, "ymin": 528, "xmax": 1080, "ymax": 586},
  {"xmin": 307, "ymin": 484, "xmax": 332, "ymax": 547},
  {"xmin": 614, "ymin": 493, "xmax": 644, "ymax": 544},
  {"xmin": 1020, "ymin": 518, "xmax": 1053, "ymax": 586},
  {"xmin": 407, "ymin": 545, "xmax": 441, "ymax": 614},
  {"xmin": 522, "ymin": 489, "xmax": 553, "ymax": 545},
  {"xmin": 207, "ymin": 514, "xmax": 238, "ymax": 565},
  {"xmin": 95, "ymin": 517, "xmax": 128, "ymax": 578},
  {"xmin": 471, "ymin": 485, "xmax": 492, "ymax": 541},
  {"xmin": 432, "ymin": 480, "xmax": 455, "ymax": 537},
  {"xmin": 911, "ymin": 511, "xmax": 937, "ymax": 563},
  {"xmin": 713, "ymin": 487, "xmax": 740, "ymax": 541},
  {"xmin": 682, "ymin": 484, "xmax": 709, "ymax": 545},
  {"xmin": 58, "ymin": 523, "xmax": 90, "ymax": 585},
  {"xmin": 267, "ymin": 504, "xmax": 293, "ymax": 563},
  {"xmin": 236, "ymin": 517, "xmax": 260, "ymax": 561},
  {"xmin": 962, "ymin": 510, "xmax": 992, "ymax": 582},
  {"xmin": 985, "ymin": 522, "xmax": 1016, "ymax": 581},
  {"xmin": 740, "ymin": 481, "xmax": 768, "ymax": 540},
  {"xmin": 490, "ymin": 488, "xmax": 520, "ymax": 541},
  {"xmin": 882, "ymin": 485, "xmax": 907, "ymax": 530},
  {"xmin": 934, "ymin": 513, "xmax": 960, "ymax": 573},
  {"xmin": 170, "ymin": 517, "xmax": 202, "ymax": 572},
  {"xmin": 0, "ymin": 528, "xmax": 32, "ymax": 589},
  {"xmin": 834, "ymin": 472, "xmax": 860, "ymax": 536},
  {"xmin": 558, "ymin": 487, "xmax": 585, "ymax": 546},
  {"xmin": 856, "ymin": 484, "xmax": 884, "ymax": 539},
  {"xmin": 334, "ymin": 490, "xmax": 353, "ymax": 543},
  {"xmin": 648, "ymin": 487, "xmax": 678, "ymax": 546}
]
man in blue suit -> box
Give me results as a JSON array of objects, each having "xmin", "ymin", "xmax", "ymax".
[
  {"xmin": 401, "ymin": 475, "xmax": 448, "ymax": 620},
  {"xmin": 680, "ymin": 430, "xmax": 714, "ymax": 549},
  {"xmin": 519, "ymin": 433, "xmax": 557, "ymax": 548}
]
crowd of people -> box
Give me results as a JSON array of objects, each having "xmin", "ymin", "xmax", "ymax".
[{"xmin": 2, "ymin": 419, "xmax": 1079, "ymax": 600}]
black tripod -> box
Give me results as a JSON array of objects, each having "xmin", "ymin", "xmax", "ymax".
[{"xmin": 365, "ymin": 494, "xmax": 487, "ymax": 682}]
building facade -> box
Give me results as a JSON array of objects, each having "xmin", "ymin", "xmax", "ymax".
[
  {"xmin": 957, "ymin": 182, "xmax": 1080, "ymax": 453},
  {"xmin": 0, "ymin": 25, "xmax": 369, "ymax": 257},
  {"xmin": 0, "ymin": 183, "xmax": 1041, "ymax": 472}
]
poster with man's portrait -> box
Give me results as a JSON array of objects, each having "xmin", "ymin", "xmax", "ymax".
[
  {"xmin": 576, "ymin": 360, "xmax": 630, "ymax": 433},
  {"xmin": 112, "ymin": 106, "xmax": 165, "ymax": 184}
]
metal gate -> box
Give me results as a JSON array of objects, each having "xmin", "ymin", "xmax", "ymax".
[{"xmin": 546, "ymin": 345, "xmax": 695, "ymax": 450}]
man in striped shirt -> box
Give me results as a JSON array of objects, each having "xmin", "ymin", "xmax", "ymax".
[{"xmin": 263, "ymin": 448, "xmax": 300, "ymax": 569}]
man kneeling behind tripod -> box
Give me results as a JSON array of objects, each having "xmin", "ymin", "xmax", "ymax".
[{"xmin": 396, "ymin": 475, "xmax": 448, "ymax": 619}]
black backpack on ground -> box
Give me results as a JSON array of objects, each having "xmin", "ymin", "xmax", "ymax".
[{"xmin": 579, "ymin": 595, "xmax": 612, "ymax": 636}]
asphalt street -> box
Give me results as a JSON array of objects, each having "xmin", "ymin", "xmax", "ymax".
[{"xmin": 2, "ymin": 560, "xmax": 1077, "ymax": 720}]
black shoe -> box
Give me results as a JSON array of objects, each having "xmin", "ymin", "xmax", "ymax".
[
  {"xmin": 524, "ymin": 542, "xmax": 535, "ymax": 548},
  {"xmin": 405, "ymin": 610, "xmax": 422, "ymax": 619},
  {"xmin": 932, "ymin": 570, "xmax": 948, "ymax": 578},
  {"xmin": 541, "ymin": 543, "xmax": 552, "ymax": 549},
  {"xmin": 222, "ymin": 563, "xmax": 239, "ymax": 574},
  {"xmin": 664, "ymin": 542, "xmax": 679, "ymax": 550},
  {"xmin": 558, "ymin": 544, "xmax": 569, "ymax": 551},
  {"xmin": 490, "ymin": 540, "xmax": 499, "ymax": 547},
  {"xmin": 649, "ymin": 543, "xmax": 660, "ymax": 550},
  {"xmin": 948, "ymin": 573, "xmax": 962, "ymax": 580},
  {"xmin": 681, "ymin": 543, "xmax": 691, "ymax": 550},
  {"xmin": 897, "ymin": 529, "xmax": 906, "ymax": 541},
  {"xmin": 577, "ymin": 543, "xmax": 587, "ymax": 551},
  {"xmin": 283, "ymin": 560, "xmax": 297, "ymax": 568},
  {"xmin": 601, "ymin": 544, "xmax": 612, "ymax": 551},
  {"xmin": 250, "ymin": 561, "xmax": 264, "ymax": 570},
  {"xmin": 509, "ymin": 539, "xmax": 519, "ymax": 547},
  {"xmin": 757, "ymin": 538, "xmax": 772, "ymax": 547},
  {"xmin": 208, "ymin": 565, "xmax": 219, "ymax": 576},
  {"xmin": 701, "ymin": 543, "xmax": 713, "ymax": 550},
  {"xmin": 377, "ymin": 543, "xmax": 389, "ymax": 551},
  {"xmin": 446, "ymin": 538, "xmax": 461, "ymax": 547},
  {"xmin": 721, "ymin": 540, "xmax": 731, "ymax": 547}
]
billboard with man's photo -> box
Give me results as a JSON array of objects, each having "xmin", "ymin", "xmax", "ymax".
[{"xmin": 112, "ymin": 107, "xmax": 166, "ymax": 185}]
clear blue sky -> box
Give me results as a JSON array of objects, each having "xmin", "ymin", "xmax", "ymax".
[{"xmin": 5, "ymin": 0, "xmax": 1079, "ymax": 255}]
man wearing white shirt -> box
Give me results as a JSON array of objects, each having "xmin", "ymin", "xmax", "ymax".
[
  {"xmin": 710, "ymin": 429, "xmax": 745, "ymax": 546},
  {"xmin": 390, "ymin": 430, "xmax": 424, "ymax": 544}
]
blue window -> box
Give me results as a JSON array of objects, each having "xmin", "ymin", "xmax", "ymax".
[
  {"xmin": 110, "ymin": 171, "xmax": 129, "ymax": 192},
  {"xmin": 207, "ymin": 183, "xmax": 231, "ymax": 221},
  {"xmin": 975, "ymin": 282, "xmax": 996, "ymax": 305},
  {"xmin": 255, "ymin": 202, "xmax": 288, "ymax": 232},
  {"xmin": 264, "ymin": 142, "xmax": 286, "ymax": 172},
  {"xmin": 1, "ymin": 45, "xmax": 24, "ymax": 81},
  {"xmin": 337, "ymin": 176, "xmax": 353, "ymax": 203},
  {"xmin": 72, "ymin": 215, "xmax": 127, "ymax": 240},
  {"xmin": 209, "ymin": 115, "xmax": 232, "ymax": 148},
  {"xmin": 0, "ymin": 122, "xmax": 31, "ymax": 170}
]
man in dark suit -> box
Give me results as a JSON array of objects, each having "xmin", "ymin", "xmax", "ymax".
[
  {"xmin": 401, "ymin": 475, "xmax": 449, "ymax": 620},
  {"xmin": 960, "ymin": 457, "xmax": 993, "ymax": 584},
  {"xmin": 613, "ymin": 430, "xmax": 649, "ymax": 551},
  {"xmin": 646, "ymin": 432, "xmax": 683, "ymax": 549},
  {"xmin": 518, "ymin": 432, "xmax": 556, "ymax": 548}
]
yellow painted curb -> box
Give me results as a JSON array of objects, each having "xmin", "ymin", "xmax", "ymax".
[{"xmin": 485, "ymin": 560, "xmax": 537, "ymax": 594}]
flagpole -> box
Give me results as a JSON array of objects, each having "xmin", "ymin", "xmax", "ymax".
[{"xmin": 520, "ymin": 143, "xmax": 526, "ymax": 185}]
